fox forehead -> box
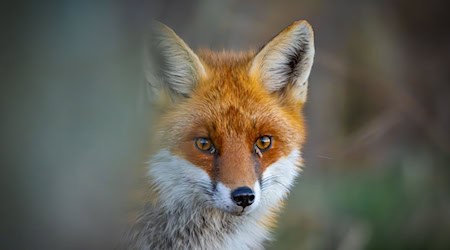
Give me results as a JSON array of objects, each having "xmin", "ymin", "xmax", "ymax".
[
  {"xmin": 157, "ymin": 51, "xmax": 306, "ymax": 182},
  {"xmin": 164, "ymin": 50, "xmax": 305, "ymax": 144}
]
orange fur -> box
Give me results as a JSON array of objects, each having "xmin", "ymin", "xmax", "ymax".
[
  {"xmin": 159, "ymin": 50, "xmax": 306, "ymax": 189},
  {"xmin": 125, "ymin": 20, "xmax": 315, "ymax": 249}
]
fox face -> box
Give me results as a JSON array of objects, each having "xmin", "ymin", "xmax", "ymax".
[{"xmin": 146, "ymin": 21, "xmax": 314, "ymax": 217}]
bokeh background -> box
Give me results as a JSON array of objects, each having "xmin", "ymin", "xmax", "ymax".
[{"xmin": 2, "ymin": 1, "xmax": 449, "ymax": 249}]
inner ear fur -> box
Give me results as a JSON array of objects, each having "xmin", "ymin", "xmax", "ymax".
[
  {"xmin": 145, "ymin": 22, "xmax": 207, "ymax": 102},
  {"xmin": 250, "ymin": 20, "xmax": 315, "ymax": 103}
]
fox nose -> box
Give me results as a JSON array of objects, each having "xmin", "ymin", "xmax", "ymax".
[{"xmin": 231, "ymin": 187, "xmax": 255, "ymax": 208}]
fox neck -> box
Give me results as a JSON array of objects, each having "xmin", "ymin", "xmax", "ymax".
[{"xmin": 141, "ymin": 198, "xmax": 271, "ymax": 249}]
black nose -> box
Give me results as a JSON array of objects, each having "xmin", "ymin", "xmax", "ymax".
[{"xmin": 231, "ymin": 187, "xmax": 255, "ymax": 208}]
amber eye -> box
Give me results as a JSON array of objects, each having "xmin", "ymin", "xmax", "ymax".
[
  {"xmin": 194, "ymin": 137, "xmax": 216, "ymax": 154},
  {"xmin": 255, "ymin": 136, "xmax": 272, "ymax": 151}
]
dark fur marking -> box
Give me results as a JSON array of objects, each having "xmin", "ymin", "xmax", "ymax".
[{"xmin": 211, "ymin": 153, "xmax": 220, "ymax": 191}]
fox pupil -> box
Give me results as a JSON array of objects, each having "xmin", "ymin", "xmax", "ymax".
[
  {"xmin": 256, "ymin": 136, "xmax": 272, "ymax": 150},
  {"xmin": 195, "ymin": 137, "xmax": 214, "ymax": 153}
]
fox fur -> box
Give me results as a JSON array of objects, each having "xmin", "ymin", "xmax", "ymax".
[{"xmin": 124, "ymin": 20, "xmax": 315, "ymax": 249}]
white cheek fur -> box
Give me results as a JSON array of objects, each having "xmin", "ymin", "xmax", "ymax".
[
  {"xmin": 147, "ymin": 149, "xmax": 213, "ymax": 210},
  {"xmin": 148, "ymin": 149, "xmax": 301, "ymax": 214},
  {"xmin": 260, "ymin": 149, "xmax": 301, "ymax": 207},
  {"xmin": 213, "ymin": 182, "xmax": 234, "ymax": 211}
]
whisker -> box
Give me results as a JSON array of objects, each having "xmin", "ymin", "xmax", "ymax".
[
  {"xmin": 316, "ymin": 154, "xmax": 333, "ymax": 160},
  {"xmin": 261, "ymin": 175, "xmax": 291, "ymax": 192}
]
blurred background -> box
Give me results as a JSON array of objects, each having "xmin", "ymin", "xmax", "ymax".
[{"xmin": 2, "ymin": 0, "xmax": 449, "ymax": 249}]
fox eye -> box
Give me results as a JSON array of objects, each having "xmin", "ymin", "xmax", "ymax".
[
  {"xmin": 194, "ymin": 137, "xmax": 216, "ymax": 154},
  {"xmin": 255, "ymin": 136, "xmax": 272, "ymax": 151}
]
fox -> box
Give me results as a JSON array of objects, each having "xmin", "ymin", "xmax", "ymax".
[{"xmin": 124, "ymin": 20, "xmax": 315, "ymax": 249}]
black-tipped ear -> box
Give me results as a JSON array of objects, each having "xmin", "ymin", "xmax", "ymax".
[
  {"xmin": 249, "ymin": 20, "xmax": 315, "ymax": 103},
  {"xmin": 145, "ymin": 22, "xmax": 206, "ymax": 101}
]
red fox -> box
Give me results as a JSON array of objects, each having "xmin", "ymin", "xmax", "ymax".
[{"xmin": 125, "ymin": 20, "xmax": 315, "ymax": 249}]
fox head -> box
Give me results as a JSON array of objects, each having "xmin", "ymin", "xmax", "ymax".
[{"xmin": 145, "ymin": 21, "xmax": 314, "ymax": 217}]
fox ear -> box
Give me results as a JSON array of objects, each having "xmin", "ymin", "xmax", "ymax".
[
  {"xmin": 145, "ymin": 22, "xmax": 206, "ymax": 101},
  {"xmin": 250, "ymin": 20, "xmax": 315, "ymax": 103}
]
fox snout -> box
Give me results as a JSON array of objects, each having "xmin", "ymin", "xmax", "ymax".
[
  {"xmin": 210, "ymin": 140, "xmax": 263, "ymax": 214},
  {"xmin": 213, "ymin": 179, "xmax": 261, "ymax": 215},
  {"xmin": 231, "ymin": 186, "xmax": 255, "ymax": 208}
]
